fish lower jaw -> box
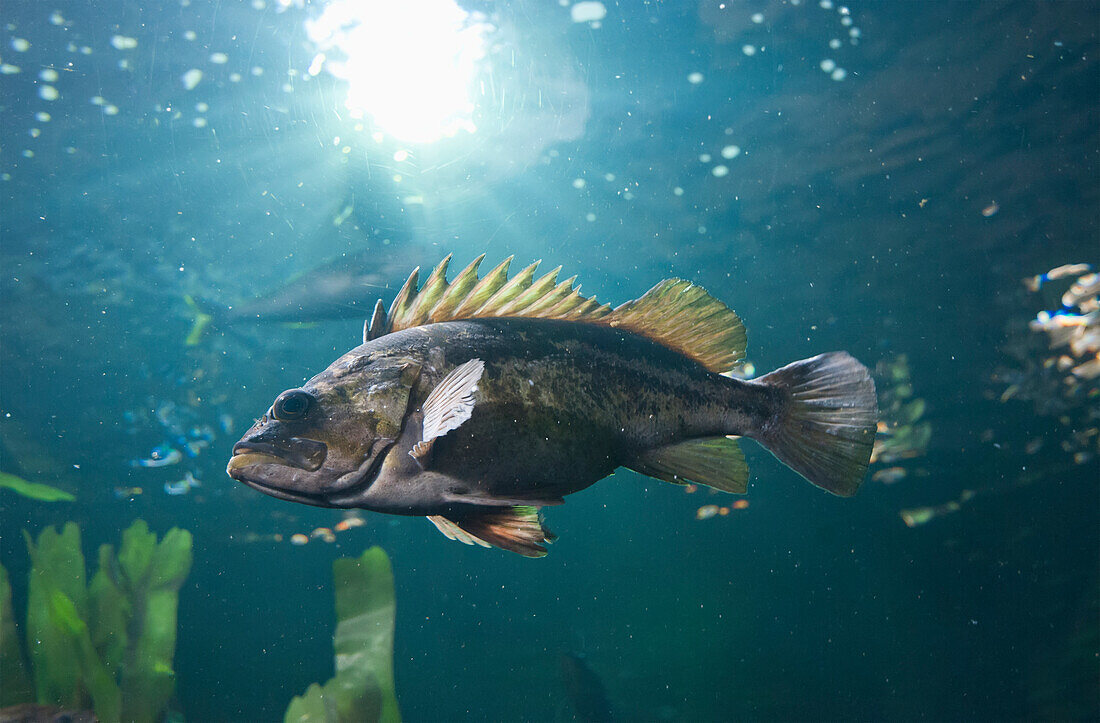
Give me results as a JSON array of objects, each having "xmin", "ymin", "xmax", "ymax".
[{"xmin": 226, "ymin": 451, "xmax": 286, "ymax": 474}]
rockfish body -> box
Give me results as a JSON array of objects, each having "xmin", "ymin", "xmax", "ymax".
[{"xmin": 227, "ymin": 255, "xmax": 877, "ymax": 556}]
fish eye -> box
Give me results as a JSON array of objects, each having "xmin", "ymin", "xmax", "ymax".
[{"xmin": 272, "ymin": 389, "xmax": 313, "ymax": 421}]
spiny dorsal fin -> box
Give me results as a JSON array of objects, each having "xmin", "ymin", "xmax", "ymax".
[
  {"xmin": 381, "ymin": 256, "xmax": 746, "ymax": 373},
  {"xmin": 366, "ymin": 299, "xmax": 387, "ymax": 342}
]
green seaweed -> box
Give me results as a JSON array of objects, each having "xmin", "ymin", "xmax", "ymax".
[
  {"xmin": 0, "ymin": 564, "xmax": 34, "ymax": 706},
  {"xmin": 0, "ymin": 472, "xmax": 75, "ymax": 502},
  {"xmin": 285, "ymin": 546, "xmax": 400, "ymax": 723},
  {"xmin": 4, "ymin": 520, "xmax": 191, "ymax": 723},
  {"xmin": 23, "ymin": 523, "xmax": 87, "ymax": 707}
]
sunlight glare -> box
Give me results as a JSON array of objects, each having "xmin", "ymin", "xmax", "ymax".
[{"xmin": 306, "ymin": 0, "xmax": 492, "ymax": 145}]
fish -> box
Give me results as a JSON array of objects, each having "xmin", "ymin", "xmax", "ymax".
[
  {"xmin": 227, "ymin": 255, "xmax": 878, "ymax": 557},
  {"xmin": 185, "ymin": 243, "xmax": 422, "ymax": 345},
  {"xmin": 560, "ymin": 652, "xmax": 613, "ymax": 722}
]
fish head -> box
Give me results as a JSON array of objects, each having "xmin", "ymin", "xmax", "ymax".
[{"xmin": 226, "ymin": 351, "xmax": 422, "ymax": 507}]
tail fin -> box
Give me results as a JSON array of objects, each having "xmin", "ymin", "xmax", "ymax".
[
  {"xmin": 183, "ymin": 295, "xmax": 215, "ymax": 346},
  {"xmin": 756, "ymin": 352, "xmax": 877, "ymax": 496}
]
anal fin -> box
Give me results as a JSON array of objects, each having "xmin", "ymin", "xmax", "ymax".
[
  {"xmin": 629, "ymin": 436, "xmax": 749, "ymax": 494},
  {"xmin": 426, "ymin": 506, "xmax": 556, "ymax": 557},
  {"xmin": 427, "ymin": 515, "xmax": 491, "ymax": 548}
]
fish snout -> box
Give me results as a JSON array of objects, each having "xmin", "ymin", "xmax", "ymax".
[{"xmin": 230, "ymin": 430, "xmax": 328, "ymax": 472}]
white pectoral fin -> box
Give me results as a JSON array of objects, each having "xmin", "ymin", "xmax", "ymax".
[{"xmin": 410, "ymin": 358, "xmax": 485, "ymax": 464}]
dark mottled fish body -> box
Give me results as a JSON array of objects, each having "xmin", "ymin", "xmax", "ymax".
[
  {"xmin": 332, "ymin": 318, "xmax": 773, "ymax": 512},
  {"xmin": 228, "ymin": 254, "xmax": 877, "ymax": 556}
]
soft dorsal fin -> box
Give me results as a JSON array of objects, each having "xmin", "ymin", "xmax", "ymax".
[{"xmin": 375, "ymin": 256, "xmax": 747, "ymax": 373}]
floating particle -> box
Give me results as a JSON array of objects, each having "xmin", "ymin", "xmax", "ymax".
[
  {"xmin": 741, "ymin": 44, "xmax": 757, "ymax": 56},
  {"xmin": 110, "ymin": 35, "xmax": 138, "ymax": 50},
  {"xmin": 899, "ymin": 507, "xmax": 935, "ymax": 528},
  {"xmin": 982, "ymin": 202, "xmax": 999, "ymax": 217},
  {"xmin": 252, "ymin": 0, "xmax": 267, "ymax": 9},
  {"xmin": 831, "ymin": 67, "xmax": 847, "ymax": 81},
  {"xmin": 229, "ymin": 73, "xmax": 242, "ymax": 83},
  {"xmin": 572, "ymin": 177, "xmax": 586, "ymax": 189},
  {"xmin": 711, "ymin": 165, "xmax": 729, "ymax": 177},
  {"xmin": 819, "ymin": 0, "xmax": 834, "ymax": 8},
  {"xmin": 334, "ymin": 516, "xmax": 366, "ymax": 532},
  {"xmin": 571, "ymin": 1, "xmax": 607, "ymax": 23},
  {"xmin": 181, "ymin": 68, "xmax": 203, "ymax": 90},
  {"xmin": 21, "ymin": 150, "xmax": 34, "ymax": 158},
  {"xmin": 192, "ymin": 117, "xmax": 207, "ymax": 128},
  {"xmin": 11, "ymin": 38, "xmax": 30, "ymax": 52},
  {"xmin": 721, "ymin": 144, "xmax": 741, "ymax": 159},
  {"xmin": 0, "ymin": 64, "xmax": 20, "ymax": 75},
  {"xmin": 841, "ymin": 16, "xmax": 853, "ymax": 27},
  {"xmin": 91, "ymin": 95, "xmax": 106, "ymax": 106},
  {"xmin": 39, "ymin": 85, "xmax": 59, "ymax": 101},
  {"xmin": 673, "ymin": 187, "xmax": 684, "ymax": 196},
  {"xmin": 698, "ymin": 153, "xmax": 712, "ymax": 163},
  {"xmin": 39, "ymin": 68, "xmax": 59, "ymax": 82},
  {"xmin": 393, "ymin": 149, "xmax": 409, "ymax": 162},
  {"xmin": 732, "ymin": 499, "xmax": 749, "ymax": 510},
  {"xmin": 28, "ymin": 128, "xmax": 41, "ymax": 139},
  {"xmin": 104, "ymin": 105, "xmax": 119, "ymax": 116},
  {"xmin": 820, "ymin": 58, "xmax": 836, "ymax": 73},
  {"xmin": 696, "ymin": 504, "xmax": 720, "ymax": 520},
  {"xmin": 251, "ymin": 66, "xmax": 264, "ymax": 76},
  {"xmin": 687, "ymin": 71, "xmax": 704, "ymax": 85},
  {"xmin": 1072, "ymin": 359, "xmax": 1100, "ymax": 380},
  {"xmin": 829, "ymin": 38, "xmax": 842, "ymax": 49},
  {"xmin": 683, "ymin": 483, "xmax": 698, "ymax": 494},
  {"xmin": 50, "ymin": 12, "xmax": 66, "ymax": 25},
  {"xmin": 195, "ymin": 102, "xmax": 209, "ymax": 113},
  {"xmin": 35, "ymin": 111, "xmax": 50, "ymax": 122},
  {"xmin": 289, "ymin": 533, "xmax": 309, "ymax": 545},
  {"xmin": 585, "ymin": 212, "xmax": 597, "ymax": 222},
  {"xmin": 603, "ymin": 173, "xmax": 615, "ymax": 182},
  {"xmin": 184, "ymin": 30, "xmax": 197, "ymax": 41},
  {"xmin": 311, "ymin": 527, "xmax": 336, "ymax": 543},
  {"xmin": 871, "ymin": 466, "xmax": 907, "ymax": 484},
  {"xmin": 209, "ymin": 52, "xmax": 229, "ymax": 64},
  {"xmin": 849, "ymin": 27, "xmax": 861, "ymax": 38},
  {"xmin": 718, "ymin": 506, "xmax": 730, "ymax": 516},
  {"xmin": 751, "ymin": 12, "xmax": 764, "ymax": 23}
]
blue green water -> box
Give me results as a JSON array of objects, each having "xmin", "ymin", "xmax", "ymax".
[{"xmin": 1, "ymin": 1, "xmax": 1097, "ymax": 720}]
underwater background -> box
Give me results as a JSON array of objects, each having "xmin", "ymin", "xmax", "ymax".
[{"xmin": 1, "ymin": 0, "xmax": 1097, "ymax": 720}]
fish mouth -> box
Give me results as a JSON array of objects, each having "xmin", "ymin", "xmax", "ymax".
[
  {"xmin": 228, "ymin": 439, "xmax": 327, "ymax": 472},
  {"xmin": 232, "ymin": 475, "xmax": 337, "ymax": 507},
  {"xmin": 226, "ymin": 436, "xmax": 395, "ymax": 507}
]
